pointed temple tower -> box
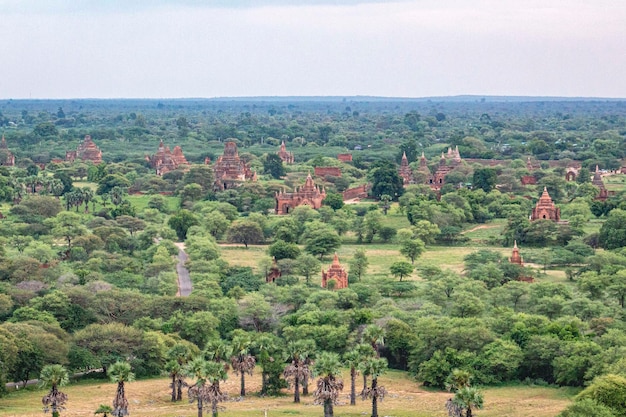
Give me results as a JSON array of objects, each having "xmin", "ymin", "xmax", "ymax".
[
  {"xmin": 321, "ymin": 253, "xmax": 348, "ymax": 290},
  {"xmin": 531, "ymin": 187, "xmax": 561, "ymax": 221},
  {"xmin": 212, "ymin": 141, "xmax": 257, "ymax": 190},
  {"xmin": 146, "ymin": 140, "xmax": 189, "ymax": 175},
  {"xmin": 0, "ymin": 134, "xmax": 16, "ymax": 166},
  {"xmin": 277, "ymin": 141, "xmax": 294, "ymax": 164},
  {"xmin": 66, "ymin": 135, "xmax": 103, "ymax": 164},
  {"xmin": 592, "ymin": 165, "xmax": 610, "ymax": 201},
  {"xmin": 275, "ymin": 173, "xmax": 326, "ymax": 214},
  {"xmin": 509, "ymin": 241, "xmax": 523, "ymax": 265},
  {"xmin": 398, "ymin": 152, "xmax": 414, "ymax": 185}
]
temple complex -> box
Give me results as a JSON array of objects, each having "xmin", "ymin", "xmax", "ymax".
[
  {"xmin": 66, "ymin": 135, "xmax": 102, "ymax": 164},
  {"xmin": 398, "ymin": 152, "xmax": 414, "ymax": 185},
  {"xmin": 275, "ymin": 173, "xmax": 326, "ymax": 214},
  {"xmin": 531, "ymin": 187, "xmax": 561, "ymax": 222},
  {"xmin": 591, "ymin": 165, "xmax": 605, "ymax": 188},
  {"xmin": 277, "ymin": 141, "xmax": 294, "ymax": 164},
  {"xmin": 337, "ymin": 153, "xmax": 353, "ymax": 162},
  {"xmin": 426, "ymin": 146, "xmax": 463, "ymax": 189},
  {"xmin": 146, "ymin": 140, "xmax": 189, "ymax": 176},
  {"xmin": 212, "ymin": 141, "xmax": 257, "ymax": 190},
  {"xmin": 321, "ymin": 253, "xmax": 348, "ymax": 290},
  {"xmin": 0, "ymin": 135, "xmax": 16, "ymax": 166}
]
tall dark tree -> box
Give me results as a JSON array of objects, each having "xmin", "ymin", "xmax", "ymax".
[
  {"xmin": 263, "ymin": 154, "xmax": 286, "ymax": 179},
  {"xmin": 369, "ymin": 164, "xmax": 404, "ymax": 200},
  {"xmin": 472, "ymin": 168, "xmax": 497, "ymax": 193}
]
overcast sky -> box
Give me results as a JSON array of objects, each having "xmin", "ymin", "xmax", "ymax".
[{"xmin": 1, "ymin": 0, "xmax": 625, "ymax": 99}]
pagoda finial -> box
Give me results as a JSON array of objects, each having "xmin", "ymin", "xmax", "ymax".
[
  {"xmin": 596, "ymin": 165, "xmax": 600, "ymax": 173},
  {"xmin": 514, "ymin": 240, "xmax": 518, "ymax": 249},
  {"xmin": 402, "ymin": 151, "xmax": 407, "ymax": 159},
  {"xmin": 332, "ymin": 252, "xmax": 340, "ymax": 266},
  {"xmin": 421, "ymin": 151, "xmax": 425, "ymax": 158}
]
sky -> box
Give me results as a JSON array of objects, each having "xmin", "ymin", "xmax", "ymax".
[{"xmin": 1, "ymin": 0, "xmax": 626, "ymax": 99}]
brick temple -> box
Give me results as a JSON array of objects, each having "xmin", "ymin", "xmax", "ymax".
[
  {"xmin": 321, "ymin": 253, "xmax": 348, "ymax": 290},
  {"xmin": 531, "ymin": 187, "xmax": 560, "ymax": 221},
  {"xmin": 146, "ymin": 140, "xmax": 189, "ymax": 176},
  {"xmin": 277, "ymin": 141, "xmax": 294, "ymax": 164},
  {"xmin": 0, "ymin": 135, "xmax": 16, "ymax": 166},
  {"xmin": 66, "ymin": 135, "xmax": 102, "ymax": 164},
  {"xmin": 212, "ymin": 141, "xmax": 257, "ymax": 190},
  {"xmin": 275, "ymin": 173, "xmax": 326, "ymax": 214}
]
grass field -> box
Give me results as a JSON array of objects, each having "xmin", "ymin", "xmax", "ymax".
[{"xmin": 0, "ymin": 370, "xmax": 576, "ymax": 417}]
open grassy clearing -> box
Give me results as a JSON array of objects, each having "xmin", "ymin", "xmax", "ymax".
[
  {"xmin": 0, "ymin": 370, "xmax": 575, "ymax": 417},
  {"xmin": 604, "ymin": 173, "xmax": 626, "ymax": 192}
]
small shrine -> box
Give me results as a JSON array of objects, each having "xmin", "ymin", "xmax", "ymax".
[
  {"xmin": 509, "ymin": 241, "xmax": 523, "ymax": 265},
  {"xmin": 398, "ymin": 152, "xmax": 414, "ymax": 185},
  {"xmin": 146, "ymin": 140, "xmax": 189, "ymax": 176},
  {"xmin": 591, "ymin": 165, "xmax": 605, "ymax": 188},
  {"xmin": 0, "ymin": 135, "xmax": 16, "ymax": 166},
  {"xmin": 531, "ymin": 187, "xmax": 560, "ymax": 222},
  {"xmin": 321, "ymin": 253, "xmax": 348, "ymax": 290},
  {"xmin": 66, "ymin": 135, "xmax": 103, "ymax": 164},
  {"xmin": 275, "ymin": 173, "xmax": 326, "ymax": 214},
  {"xmin": 212, "ymin": 141, "xmax": 257, "ymax": 190},
  {"xmin": 427, "ymin": 146, "xmax": 462, "ymax": 189},
  {"xmin": 266, "ymin": 258, "xmax": 282, "ymax": 283},
  {"xmin": 337, "ymin": 153, "xmax": 352, "ymax": 162},
  {"xmin": 277, "ymin": 141, "xmax": 294, "ymax": 164},
  {"xmin": 314, "ymin": 166, "xmax": 341, "ymax": 178}
]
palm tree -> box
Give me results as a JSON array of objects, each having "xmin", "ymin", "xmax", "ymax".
[
  {"xmin": 229, "ymin": 335, "xmax": 256, "ymax": 397},
  {"xmin": 254, "ymin": 334, "xmax": 280, "ymax": 396},
  {"xmin": 363, "ymin": 324, "xmax": 385, "ymax": 357},
  {"xmin": 167, "ymin": 343, "xmax": 191, "ymax": 401},
  {"xmin": 451, "ymin": 386, "xmax": 484, "ymax": 417},
  {"xmin": 40, "ymin": 364, "xmax": 69, "ymax": 417},
  {"xmin": 283, "ymin": 340, "xmax": 315, "ymax": 403},
  {"xmin": 108, "ymin": 361, "xmax": 135, "ymax": 417},
  {"xmin": 204, "ymin": 339, "xmax": 232, "ymax": 364},
  {"xmin": 360, "ymin": 357, "xmax": 388, "ymax": 417},
  {"xmin": 312, "ymin": 352, "xmax": 344, "ymax": 417},
  {"xmin": 204, "ymin": 362, "xmax": 228, "ymax": 417},
  {"xmin": 446, "ymin": 369, "xmax": 472, "ymax": 393},
  {"xmin": 343, "ymin": 348, "xmax": 368, "ymax": 406},
  {"xmin": 81, "ymin": 187, "xmax": 94, "ymax": 212},
  {"xmin": 186, "ymin": 357, "xmax": 228, "ymax": 417},
  {"xmin": 94, "ymin": 404, "xmax": 113, "ymax": 417}
]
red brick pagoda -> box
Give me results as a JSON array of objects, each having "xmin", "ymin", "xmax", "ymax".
[
  {"xmin": 66, "ymin": 135, "xmax": 102, "ymax": 164},
  {"xmin": 509, "ymin": 241, "xmax": 523, "ymax": 265},
  {"xmin": 275, "ymin": 173, "xmax": 326, "ymax": 215},
  {"xmin": 531, "ymin": 187, "xmax": 560, "ymax": 221},
  {"xmin": 398, "ymin": 152, "xmax": 414, "ymax": 185},
  {"xmin": 277, "ymin": 141, "xmax": 294, "ymax": 164},
  {"xmin": 321, "ymin": 253, "xmax": 348, "ymax": 290},
  {"xmin": 212, "ymin": 141, "xmax": 257, "ymax": 190},
  {"xmin": 146, "ymin": 140, "xmax": 189, "ymax": 176}
]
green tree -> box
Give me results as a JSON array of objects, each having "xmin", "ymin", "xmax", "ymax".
[
  {"xmin": 108, "ymin": 361, "xmax": 134, "ymax": 417},
  {"xmin": 40, "ymin": 364, "xmax": 69, "ymax": 417},
  {"xmin": 450, "ymin": 386, "xmax": 484, "ymax": 417},
  {"xmin": 303, "ymin": 226, "xmax": 341, "ymax": 259},
  {"xmin": 360, "ymin": 357, "xmax": 388, "ymax": 417},
  {"xmin": 263, "ymin": 154, "xmax": 285, "ymax": 179},
  {"xmin": 226, "ymin": 220, "xmax": 264, "ymax": 248},
  {"xmin": 283, "ymin": 340, "xmax": 315, "ymax": 403},
  {"xmin": 558, "ymin": 398, "xmax": 616, "ymax": 417},
  {"xmin": 229, "ymin": 334, "xmax": 256, "ymax": 397},
  {"xmin": 168, "ymin": 210, "xmax": 199, "ymax": 241},
  {"xmin": 369, "ymin": 164, "xmax": 404, "ymax": 200},
  {"xmin": 576, "ymin": 374, "xmax": 626, "ymax": 416},
  {"xmin": 390, "ymin": 261, "xmax": 414, "ymax": 281},
  {"xmin": 296, "ymin": 253, "xmax": 321, "ymax": 284},
  {"xmin": 97, "ymin": 175, "xmax": 130, "ymax": 195},
  {"xmin": 312, "ymin": 352, "xmax": 344, "ymax": 417},
  {"xmin": 400, "ymin": 238, "xmax": 425, "ymax": 264},
  {"xmin": 47, "ymin": 211, "xmax": 87, "ymax": 250},
  {"xmin": 323, "ymin": 192, "xmax": 344, "ymax": 210},
  {"xmin": 269, "ymin": 240, "xmax": 301, "ymax": 260},
  {"xmin": 349, "ymin": 249, "xmax": 369, "ymax": 282},
  {"xmin": 186, "ymin": 357, "xmax": 229, "ymax": 417},
  {"xmin": 599, "ymin": 209, "xmax": 626, "ymax": 249},
  {"xmin": 94, "ymin": 405, "xmax": 114, "ymax": 417},
  {"xmin": 472, "ymin": 168, "xmax": 497, "ymax": 192}
]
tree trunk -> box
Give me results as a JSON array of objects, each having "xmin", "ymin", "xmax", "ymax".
[
  {"xmin": 324, "ymin": 399, "xmax": 334, "ymax": 417},
  {"xmin": 294, "ymin": 376, "xmax": 300, "ymax": 403},
  {"xmin": 240, "ymin": 372, "xmax": 246, "ymax": 397},
  {"xmin": 363, "ymin": 374, "xmax": 368, "ymax": 392},
  {"xmin": 261, "ymin": 371, "xmax": 267, "ymax": 395},
  {"xmin": 197, "ymin": 397, "xmax": 203, "ymax": 417},
  {"xmin": 302, "ymin": 373, "xmax": 309, "ymax": 396},
  {"xmin": 212, "ymin": 399, "xmax": 218, "ymax": 417},
  {"xmin": 371, "ymin": 377, "xmax": 378, "ymax": 417},
  {"xmin": 467, "ymin": 407, "xmax": 472, "ymax": 417},
  {"xmin": 171, "ymin": 374, "xmax": 177, "ymax": 401},
  {"xmin": 350, "ymin": 368, "xmax": 356, "ymax": 405},
  {"xmin": 177, "ymin": 377, "xmax": 183, "ymax": 401}
]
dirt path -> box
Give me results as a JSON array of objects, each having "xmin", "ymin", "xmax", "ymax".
[
  {"xmin": 174, "ymin": 242, "xmax": 192, "ymax": 297},
  {"xmin": 462, "ymin": 224, "xmax": 500, "ymax": 234}
]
